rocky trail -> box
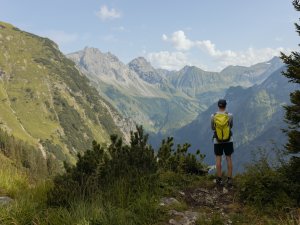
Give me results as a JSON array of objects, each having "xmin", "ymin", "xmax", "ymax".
[{"xmin": 160, "ymin": 183, "xmax": 240, "ymax": 225}]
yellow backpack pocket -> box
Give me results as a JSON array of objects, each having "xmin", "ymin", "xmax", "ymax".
[{"xmin": 214, "ymin": 113, "xmax": 231, "ymax": 142}]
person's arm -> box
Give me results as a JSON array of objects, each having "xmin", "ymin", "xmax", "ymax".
[
  {"xmin": 211, "ymin": 114, "xmax": 215, "ymax": 130},
  {"xmin": 229, "ymin": 114, "xmax": 233, "ymax": 128}
]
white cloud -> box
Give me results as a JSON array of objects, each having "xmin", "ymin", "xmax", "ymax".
[
  {"xmin": 162, "ymin": 34, "xmax": 168, "ymax": 41},
  {"xmin": 217, "ymin": 47, "xmax": 287, "ymax": 68},
  {"xmin": 163, "ymin": 30, "xmax": 194, "ymax": 51},
  {"xmin": 96, "ymin": 5, "xmax": 121, "ymax": 21},
  {"xmin": 195, "ymin": 40, "xmax": 237, "ymax": 58},
  {"xmin": 162, "ymin": 30, "xmax": 291, "ymax": 70},
  {"xmin": 147, "ymin": 51, "xmax": 189, "ymax": 70}
]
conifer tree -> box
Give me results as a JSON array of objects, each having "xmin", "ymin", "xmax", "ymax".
[
  {"xmin": 280, "ymin": 0, "xmax": 300, "ymax": 205},
  {"xmin": 280, "ymin": 0, "xmax": 300, "ymax": 154}
]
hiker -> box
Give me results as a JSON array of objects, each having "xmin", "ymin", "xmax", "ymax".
[{"xmin": 211, "ymin": 99, "xmax": 233, "ymax": 187}]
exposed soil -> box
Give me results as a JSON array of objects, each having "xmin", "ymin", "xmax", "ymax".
[{"xmin": 160, "ymin": 183, "xmax": 243, "ymax": 225}]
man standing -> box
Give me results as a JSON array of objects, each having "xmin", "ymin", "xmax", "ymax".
[{"xmin": 211, "ymin": 99, "xmax": 233, "ymax": 187}]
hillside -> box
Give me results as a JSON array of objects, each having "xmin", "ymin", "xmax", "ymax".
[{"xmin": 0, "ymin": 21, "xmax": 129, "ymax": 163}]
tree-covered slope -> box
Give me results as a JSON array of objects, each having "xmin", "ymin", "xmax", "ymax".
[{"xmin": 0, "ymin": 21, "xmax": 126, "ymax": 162}]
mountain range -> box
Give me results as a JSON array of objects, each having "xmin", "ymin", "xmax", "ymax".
[
  {"xmin": 67, "ymin": 46, "xmax": 293, "ymax": 172},
  {"xmin": 0, "ymin": 21, "xmax": 292, "ymax": 171},
  {"xmin": 68, "ymin": 48, "xmax": 203, "ymax": 133},
  {"xmin": 67, "ymin": 47, "xmax": 283, "ymax": 134},
  {"xmin": 170, "ymin": 66, "xmax": 297, "ymax": 171}
]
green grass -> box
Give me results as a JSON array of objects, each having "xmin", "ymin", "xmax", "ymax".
[
  {"xmin": 0, "ymin": 154, "xmax": 29, "ymax": 197},
  {"xmin": 0, "ymin": 180, "xmax": 163, "ymax": 225},
  {"xmin": 0, "ymin": 165, "xmax": 298, "ymax": 225}
]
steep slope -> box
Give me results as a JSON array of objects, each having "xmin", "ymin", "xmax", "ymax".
[
  {"xmin": 0, "ymin": 21, "xmax": 127, "ymax": 162},
  {"xmin": 170, "ymin": 66, "xmax": 296, "ymax": 171},
  {"xmin": 68, "ymin": 48, "xmax": 204, "ymax": 133}
]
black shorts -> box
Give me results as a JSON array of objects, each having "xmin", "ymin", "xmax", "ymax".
[{"xmin": 214, "ymin": 142, "xmax": 234, "ymax": 156}]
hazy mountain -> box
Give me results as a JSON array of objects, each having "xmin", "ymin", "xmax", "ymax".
[
  {"xmin": 0, "ymin": 22, "xmax": 130, "ymax": 163},
  {"xmin": 163, "ymin": 57, "xmax": 284, "ymax": 108},
  {"xmin": 168, "ymin": 66, "xmax": 296, "ymax": 171},
  {"xmin": 170, "ymin": 66, "xmax": 220, "ymax": 96},
  {"xmin": 68, "ymin": 48, "xmax": 204, "ymax": 133},
  {"xmin": 220, "ymin": 56, "xmax": 284, "ymax": 85}
]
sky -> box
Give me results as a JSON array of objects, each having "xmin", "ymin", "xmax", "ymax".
[{"xmin": 1, "ymin": 0, "xmax": 299, "ymax": 71}]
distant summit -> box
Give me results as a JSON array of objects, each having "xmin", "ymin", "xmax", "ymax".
[{"xmin": 128, "ymin": 57, "xmax": 165, "ymax": 84}]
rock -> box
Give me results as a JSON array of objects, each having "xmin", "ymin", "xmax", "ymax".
[
  {"xmin": 169, "ymin": 218, "xmax": 179, "ymax": 225},
  {"xmin": 178, "ymin": 191, "xmax": 185, "ymax": 196},
  {"xmin": 168, "ymin": 209, "xmax": 199, "ymax": 225},
  {"xmin": 189, "ymin": 188, "xmax": 217, "ymax": 207},
  {"xmin": 160, "ymin": 197, "xmax": 180, "ymax": 206},
  {"xmin": 223, "ymin": 187, "xmax": 229, "ymax": 194},
  {"xmin": 0, "ymin": 196, "xmax": 13, "ymax": 205}
]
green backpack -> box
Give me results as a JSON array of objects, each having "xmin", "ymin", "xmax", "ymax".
[{"xmin": 213, "ymin": 113, "xmax": 231, "ymax": 142}]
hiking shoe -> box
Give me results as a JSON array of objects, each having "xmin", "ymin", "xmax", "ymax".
[
  {"xmin": 216, "ymin": 177, "xmax": 223, "ymax": 187},
  {"xmin": 225, "ymin": 177, "xmax": 233, "ymax": 188}
]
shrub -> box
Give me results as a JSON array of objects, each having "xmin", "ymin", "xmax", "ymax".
[
  {"xmin": 237, "ymin": 156, "xmax": 296, "ymax": 210},
  {"xmin": 157, "ymin": 136, "xmax": 207, "ymax": 175},
  {"xmin": 47, "ymin": 126, "xmax": 158, "ymax": 207},
  {"xmin": 278, "ymin": 156, "xmax": 300, "ymax": 206}
]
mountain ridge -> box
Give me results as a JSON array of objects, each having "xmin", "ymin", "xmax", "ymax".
[
  {"xmin": 68, "ymin": 47, "xmax": 283, "ymax": 134},
  {"xmin": 68, "ymin": 47, "xmax": 204, "ymax": 133}
]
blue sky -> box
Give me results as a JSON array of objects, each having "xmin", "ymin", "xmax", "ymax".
[{"xmin": 1, "ymin": 0, "xmax": 298, "ymax": 71}]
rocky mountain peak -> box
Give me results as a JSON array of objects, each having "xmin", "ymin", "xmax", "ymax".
[
  {"xmin": 80, "ymin": 47, "xmax": 120, "ymax": 63},
  {"xmin": 267, "ymin": 56, "xmax": 282, "ymax": 65},
  {"xmin": 128, "ymin": 57, "xmax": 150, "ymax": 67},
  {"xmin": 128, "ymin": 57, "xmax": 157, "ymax": 74},
  {"xmin": 128, "ymin": 57, "xmax": 164, "ymax": 84}
]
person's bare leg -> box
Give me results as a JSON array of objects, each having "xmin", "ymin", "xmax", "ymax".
[
  {"xmin": 216, "ymin": 155, "xmax": 222, "ymax": 178},
  {"xmin": 226, "ymin": 155, "xmax": 233, "ymax": 178}
]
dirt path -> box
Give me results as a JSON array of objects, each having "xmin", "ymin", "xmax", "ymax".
[{"xmin": 160, "ymin": 184, "xmax": 241, "ymax": 225}]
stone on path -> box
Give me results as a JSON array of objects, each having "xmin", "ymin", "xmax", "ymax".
[
  {"xmin": 160, "ymin": 197, "xmax": 180, "ymax": 206},
  {"xmin": 168, "ymin": 209, "xmax": 199, "ymax": 225}
]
